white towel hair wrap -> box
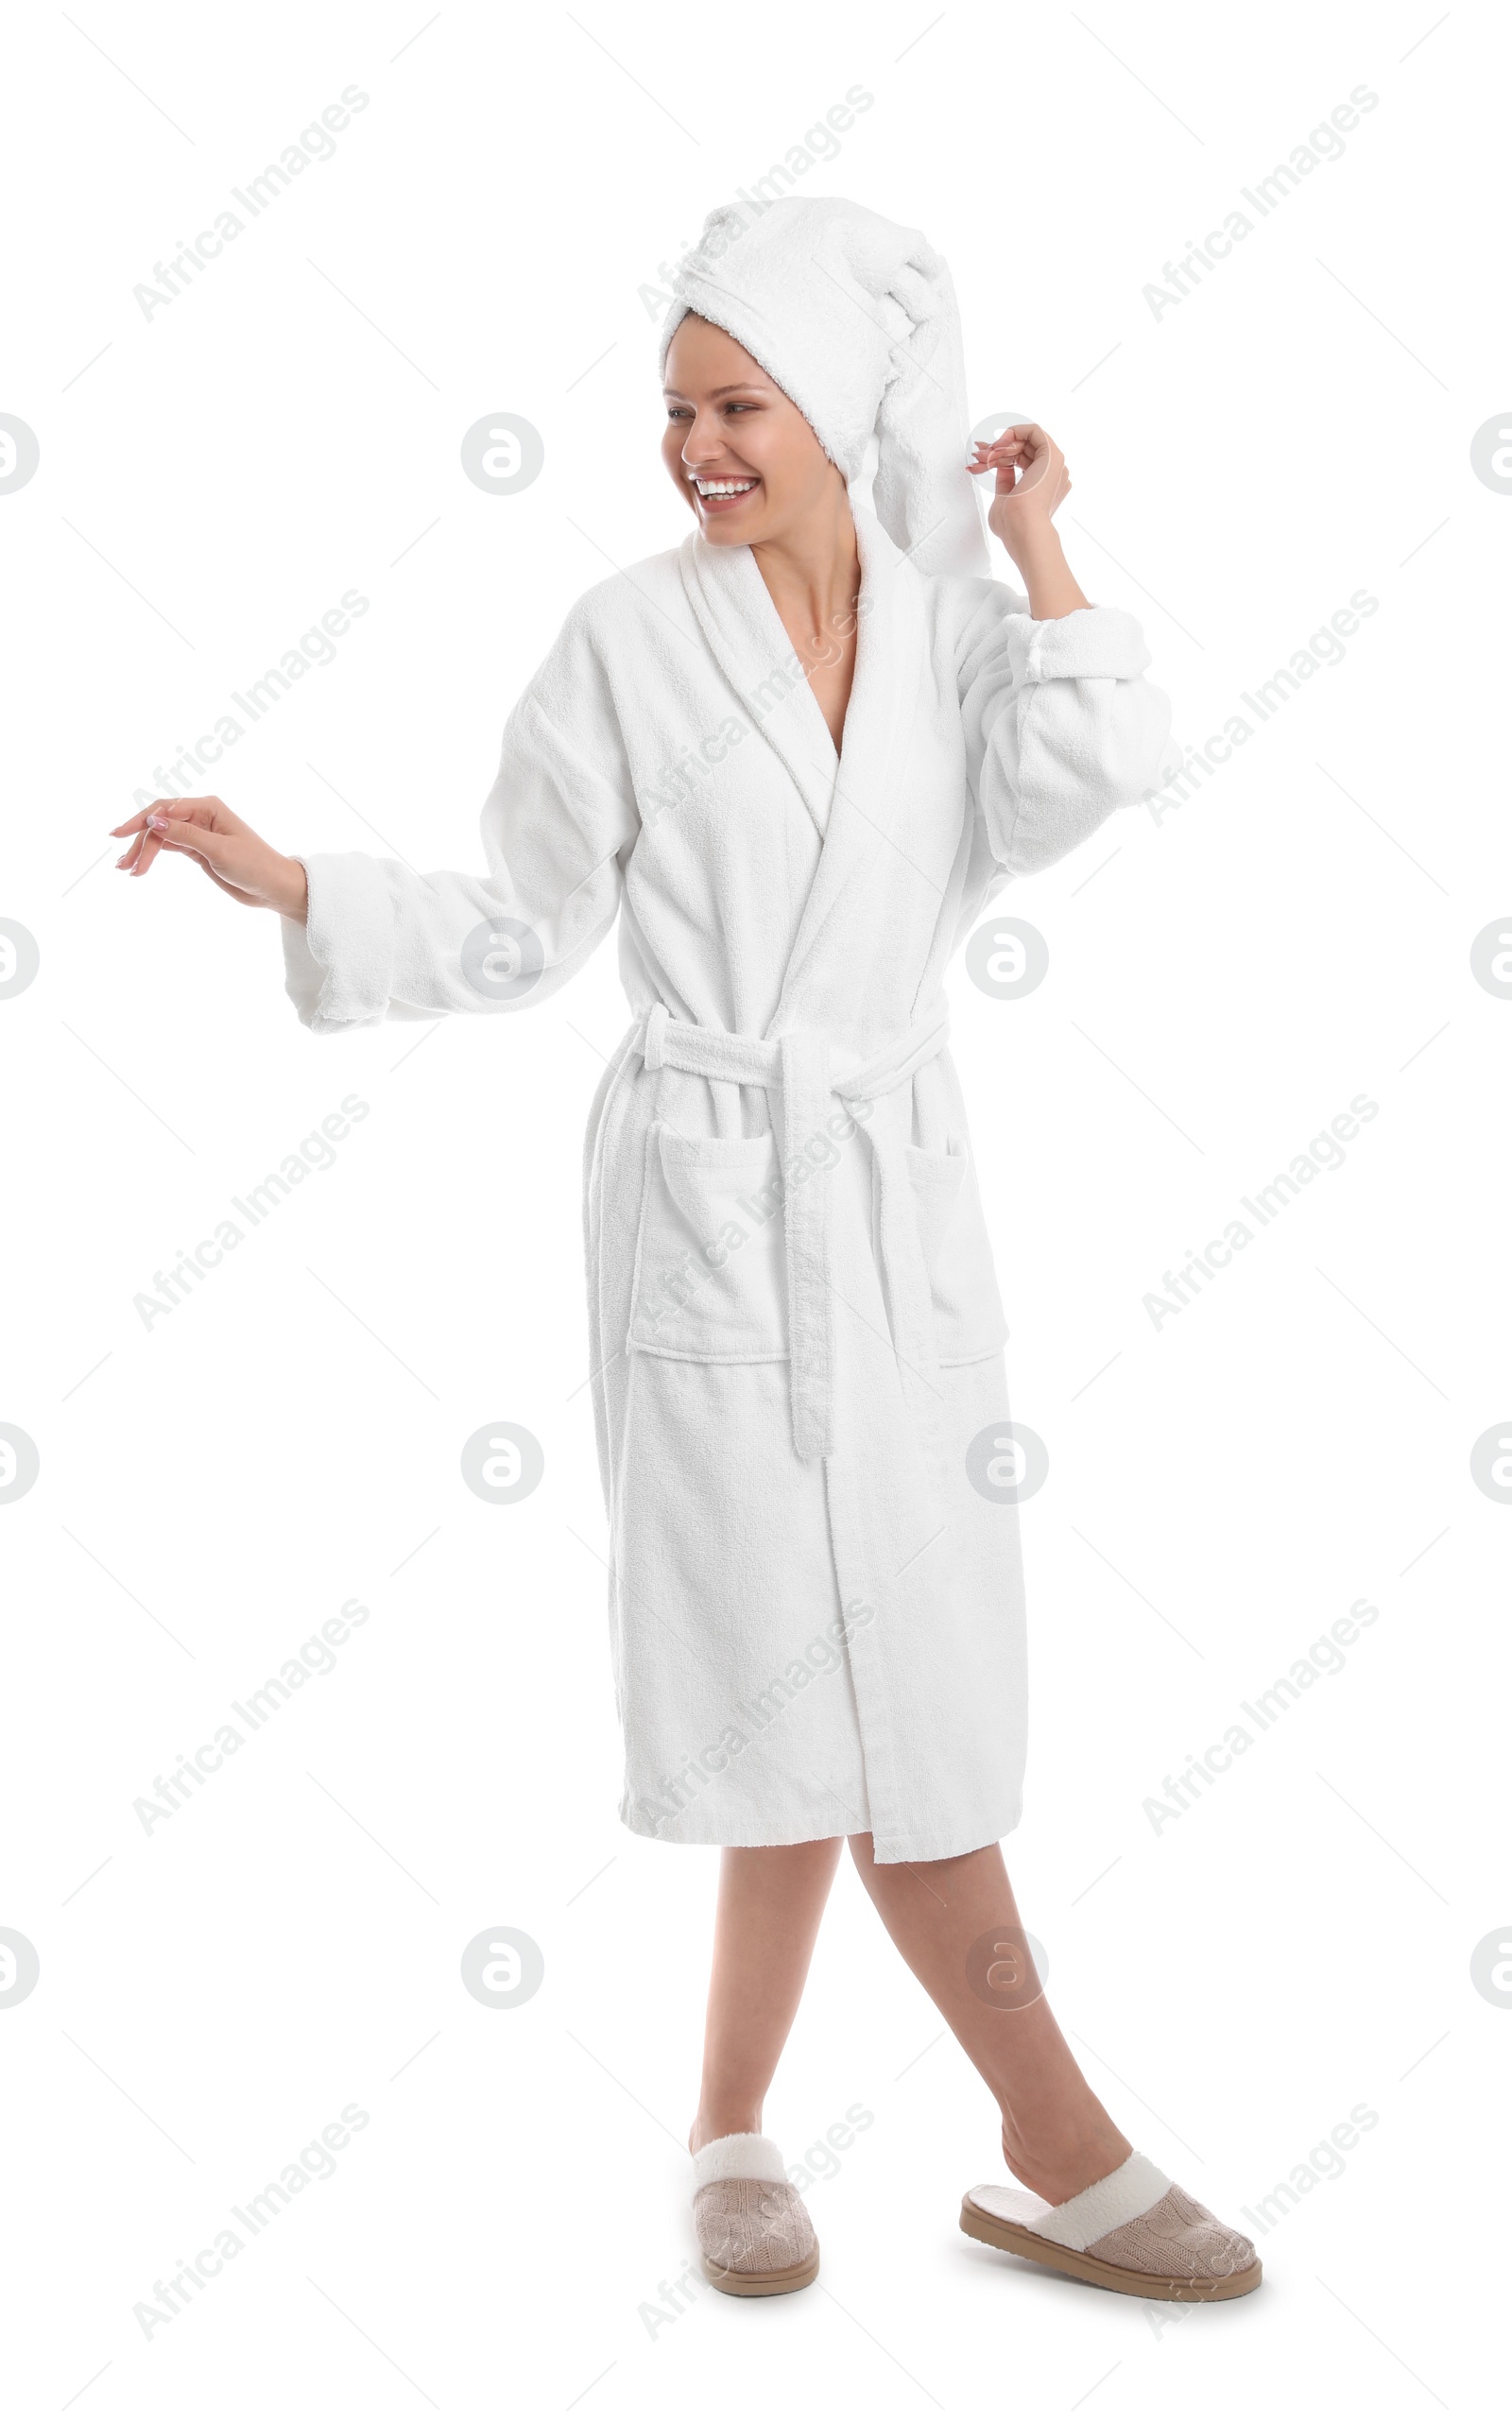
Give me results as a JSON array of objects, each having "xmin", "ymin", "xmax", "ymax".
[{"xmin": 659, "ymin": 195, "xmax": 989, "ymax": 579}]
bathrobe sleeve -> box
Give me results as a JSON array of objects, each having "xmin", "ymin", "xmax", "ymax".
[
  {"xmin": 956, "ymin": 581, "xmax": 1182, "ymax": 878},
  {"xmin": 279, "ymin": 599, "xmax": 638, "ymax": 1034}
]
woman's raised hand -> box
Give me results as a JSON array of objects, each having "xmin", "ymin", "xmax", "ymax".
[
  {"xmin": 969, "ymin": 423, "xmax": 1072, "ymax": 566},
  {"xmin": 111, "ymin": 798, "xmax": 309, "ymax": 920},
  {"xmin": 968, "ymin": 423, "xmax": 1088, "ymax": 619}
]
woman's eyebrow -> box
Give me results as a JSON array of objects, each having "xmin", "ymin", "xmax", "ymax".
[{"xmin": 662, "ymin": 382, "xmax": 770, "ymax": 399}]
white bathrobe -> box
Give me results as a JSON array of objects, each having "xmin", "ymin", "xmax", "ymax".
[{"xmin": 281, "ymin": 503, "xmax": 1177, "ymax": 1862}]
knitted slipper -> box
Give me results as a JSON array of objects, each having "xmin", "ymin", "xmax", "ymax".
[
  {"xmin": 960, "ymin": 2150, "xmax": 1261, "ymax": 2301},
  {"xmin": 693, "ymin": 2133, "xmax": 819, "ymax": 2296}
]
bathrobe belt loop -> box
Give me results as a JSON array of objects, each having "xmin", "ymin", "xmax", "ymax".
[
  {"xmin": 641, "ymin": 1000, "xmax": 669, "ymax": 1070},
  {"xmin": 634, "ymin": 1002, "xmax": 952, "ymax": 1463}
]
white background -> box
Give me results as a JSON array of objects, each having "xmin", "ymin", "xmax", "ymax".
[{"xmin": 2, "ymin": 1, "xmax": 1506, "ymax": 2415}]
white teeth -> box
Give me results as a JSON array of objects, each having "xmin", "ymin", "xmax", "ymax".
[{"xmin": 696, "ymin": 479, "xmax": 755, "ymax": 496}]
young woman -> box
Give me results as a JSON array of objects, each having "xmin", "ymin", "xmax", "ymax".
[{"xmin": 112, "ymin": 198, "xmax": 1259, "ymax": 2305}]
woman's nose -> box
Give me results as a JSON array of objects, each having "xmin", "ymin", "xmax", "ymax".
[{"xmin": 679, "ymin": 411, "xmax": 726, "ymax": 461}]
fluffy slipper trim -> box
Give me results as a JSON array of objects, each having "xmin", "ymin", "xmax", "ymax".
[
  {"xmin": 692, "ymin": 2133, "xmax": 789, "ymax": 2190},
  {"xmin": 968, "ymin": 2151, "xmax": 1173, "ymax": 2251}
]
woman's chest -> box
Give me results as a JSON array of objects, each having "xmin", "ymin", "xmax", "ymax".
[{"xmin": 778, "ymin": 621, "xmax": 857, "ymax": 757}]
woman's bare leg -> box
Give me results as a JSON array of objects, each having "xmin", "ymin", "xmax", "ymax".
[
  {"xmin": 689, "ymin": 1839, "xmax": 845, "ymax": 2155},
  {"xmin": 849, "ymin": 1831, "xmax": 1131, "ymax": 2205}
]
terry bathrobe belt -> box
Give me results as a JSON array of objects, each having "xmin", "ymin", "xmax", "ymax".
[{"xmin": 635, "ymin": 999, "xmax": 953, "ymax": 1462}]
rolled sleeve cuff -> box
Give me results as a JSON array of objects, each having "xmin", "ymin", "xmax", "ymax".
[
  {"xmin": 1002, "ymin": 603, "xmax": 1151, "ymax": 687},
  {"xmin": 279, "ymin": 852, "xmax": 395, "ymax": 1033}
]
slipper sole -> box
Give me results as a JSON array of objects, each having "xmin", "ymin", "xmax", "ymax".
[
  {"xmin": 960, "ymin": 2194, "xmax": 1262, "ymax": 2301},
  {"xmin": 700, "ymin": 2244, "xmax": 820, "ymax": 2296}
]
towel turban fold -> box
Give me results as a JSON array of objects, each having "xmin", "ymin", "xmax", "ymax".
[{"xmin": 659, "ymin": 196, "xmax": 988, "ymax": 578}]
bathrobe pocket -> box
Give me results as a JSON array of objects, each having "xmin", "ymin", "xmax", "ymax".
[
  {"xmin": 629, "ymin": 1122, "xmax": 790, "ymax": 1362},
  {"xmin": 904, "ymin": 1139, "xmax": 1010, "ymax": 1364}
]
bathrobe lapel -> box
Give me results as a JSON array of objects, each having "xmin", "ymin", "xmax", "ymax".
[
  {"xmin": 774, "ymin": 506, "xmax": 926, "ymax": 1032},
  {"xmin": 679, "ymin": 530, "xmax": 839, "ymax": 841},
  {"xmin": 679, "ymin": 507, "xmax": 927, "ymax": 1031}
]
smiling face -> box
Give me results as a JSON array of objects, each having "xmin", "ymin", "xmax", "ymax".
[{"xmin": 662, "ymin": 314, "xmax": 845, "ymax": 546}]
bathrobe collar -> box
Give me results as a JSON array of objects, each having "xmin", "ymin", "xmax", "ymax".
[{"xmin": 679, "ymin": 503, "xmax": 928, "ymax": 1029}]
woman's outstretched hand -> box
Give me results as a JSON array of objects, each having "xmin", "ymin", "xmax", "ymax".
[
  {"xmin": 969, "ymin": 423, "xmax": 1088, "ymax": 619},
  {"xmin": 111, "ymin": 798, "xmax": 309, "ymax": 921}
]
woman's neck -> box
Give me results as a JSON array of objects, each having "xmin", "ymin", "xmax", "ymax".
[{"xmin": 749, "ymin": 488, "xmax": 861, "ymax": 653}]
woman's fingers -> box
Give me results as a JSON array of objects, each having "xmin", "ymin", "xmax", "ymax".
[
  {"xmin": 126, "ymin": 828, "xmax": 170, "ymax": 878},
  {"xmin": 145, "ymin": 811, "xmax": 239, "ymax": 873},
  {"xmin": 107, "ymin": 790, "xmax": 301, "ymax": 913},
  {"xmin": 972, "ymin": 440, "xmax": 1035, "ymax": 497},
  {"xmin": 112, "ymin": 799, "xmax": 201, "ymax": 839},
  {"xmin": 112, "ymin": 795, "xmax": 247, "ymax": 882},
  {"xmin": 994, "ymin": 441, "xmax": 1066, "ymax": 503},
  {"xmin": 1013, "ymin": 433, "xmax": 1057, "ymax": 483},
  {"xmin": 972, "ymin": 425, "xmax": 1067, "ymax": 504},
  {"xmin": 111, "ymin": 794, "xmax": 248, "ymax": 839},
  {"xmin": 115, "ymin": 796, "xmax": 303, "ymax": 913},
  {"xmin": 154, "ymin": 794, "xmax": 248, "ymax": 834}
]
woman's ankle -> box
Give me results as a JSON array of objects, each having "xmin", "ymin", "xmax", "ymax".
[
  {"xmin": 689, "ymin": 2109, "xmax": 765, "ymax": 2156},
  {"xmin": 999, "ymin": 2110, "xmax": 1133, "ymax": 2207}
]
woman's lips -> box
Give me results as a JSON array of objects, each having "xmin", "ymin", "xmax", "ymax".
[{"xmin": 692, "ymin": 476, "xmax": 761, "ymax": 515}]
